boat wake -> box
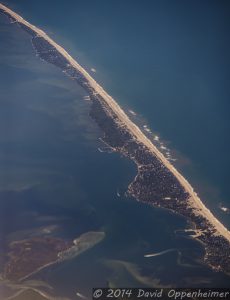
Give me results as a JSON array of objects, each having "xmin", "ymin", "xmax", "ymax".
[{"xmin": 144, "ymin": 248, "xmax": 177, "ymax": 258}]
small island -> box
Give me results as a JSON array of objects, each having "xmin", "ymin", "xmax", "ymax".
[
  {"xmin": 2, "ymin": 232, "xmax": 105, "ymax": 282},
  {"xmin": 3, "ymin": 237, "xmax": 72, "ymax": 281},
  {"xmin": 0, "ymin": 2, "xmax": 230, "ymax": 276}
]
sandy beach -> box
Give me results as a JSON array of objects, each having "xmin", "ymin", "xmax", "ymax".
[{"xmin": 1, "ymin": 3, "xmax": 230, "ymax": 243}]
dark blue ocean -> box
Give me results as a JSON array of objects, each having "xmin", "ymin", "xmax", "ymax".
[{"xmin": 0, "ymin": 1, "xmax": 230, "ymax": 298}]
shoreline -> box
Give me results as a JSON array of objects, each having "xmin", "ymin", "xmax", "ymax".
[{"xmin": 0, "ymin": 2, "xmax": 230, "ymax": 273}]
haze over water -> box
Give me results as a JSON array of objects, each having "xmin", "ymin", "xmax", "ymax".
[{"xmin": 0, "ymin": 0, "xmax": 230, "ymax": 298}]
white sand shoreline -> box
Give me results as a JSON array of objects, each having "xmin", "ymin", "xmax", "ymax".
[{"xmin": 1, "ymin": 3, "xmax": 230, "ymax": 243}]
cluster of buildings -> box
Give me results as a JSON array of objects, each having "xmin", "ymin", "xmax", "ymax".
[{"xmin": 2, "ymin": 7, "xmax": 230, "ymax": 275}]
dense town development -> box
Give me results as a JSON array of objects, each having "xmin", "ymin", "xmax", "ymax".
[{"xmin": 0, "ymin": 3, "xmax": 230, "ymax": 276}]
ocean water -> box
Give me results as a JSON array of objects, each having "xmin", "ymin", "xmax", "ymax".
[
  {"xmin": 0, "ymin": 1, "xmax": 230, "ymax": 298},
  {"xmin": 4, "ymin": 0, "xmax": 230, "ymax": 226}
]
